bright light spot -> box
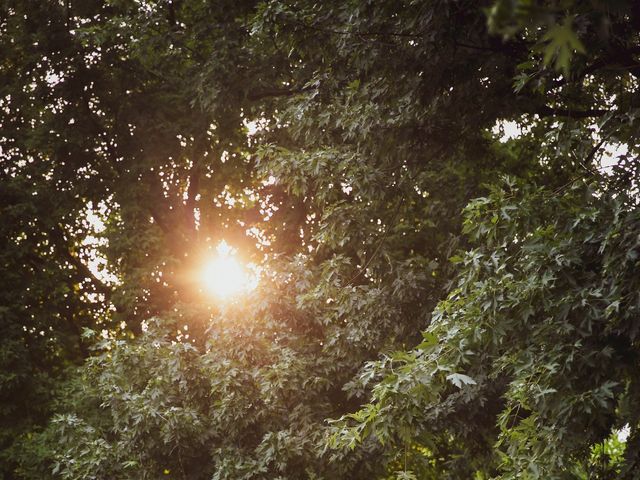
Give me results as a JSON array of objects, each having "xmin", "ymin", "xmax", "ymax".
[
  {"xmin": 200, "ymin": 241, "xmax": 257, "ymax": 299},
  {"xmin": 83, "ymin": 200, "xmax": 120, "ymax": 286},
  {"xmin": 600, "ymin": 142, "xmax": 627, "ymax": 174},
  {"xmin": 244, "ymin": 119, "xmax": 259, "ymax": 136},
  {"xmin": 617, "ymin": 424, "xmax": 631, "ymax": 443},
  {"xmin": 492, "ymin": 119, "xmax": 530, "ymax": 143}
]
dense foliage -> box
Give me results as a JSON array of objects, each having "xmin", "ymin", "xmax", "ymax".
[{"xmin": 1, "ymin": 0, "xmax": 639, "ymax": 478}]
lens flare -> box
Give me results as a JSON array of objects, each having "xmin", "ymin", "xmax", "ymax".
[{"xmin": 200, "ymin": 241, "xmax": 256, "ymax": 299}]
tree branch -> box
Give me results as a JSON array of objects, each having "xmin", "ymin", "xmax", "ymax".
[
  {"xmin": 49, "ymin": 224, "xmax": 112, "ymax": 298},
  {"xmin": 247, "ymin": 85, "xmax": 314, "ymax": 101},
  {"xmin": 148, "ymin": 204, "xmax": 172, "ymax": 236},
  {"xmin": 533, "ymin": 105, "xmax": 609, "ymax": 118},
  {"xmin": 549, "ymin": 45, "xmax": 640, "ymax": 89},
  {"xmin": 289, "ymin": 18, "xmax": 424, "ymax": 39}
]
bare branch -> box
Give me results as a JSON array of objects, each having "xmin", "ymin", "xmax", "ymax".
[
  {"xmin": 49, "ymin": 224, "xmax": 112, "ymax": 298},
  {"xmin": 533, "ymin": 105, "xmax": 609, "ymax": 118}
]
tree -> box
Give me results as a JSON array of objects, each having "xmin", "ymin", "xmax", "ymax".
[
  {"xmin": 1, "ymin": 0, "xmax": 639, "ymax": 478},
  {"xmin": 329, "ymin": 1, "xmax": 640, "ymax": 477}
]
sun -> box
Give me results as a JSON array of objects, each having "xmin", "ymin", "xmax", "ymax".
[{"xmin": 200, "ymin": 241, "xmax": 257, "ymax": 299}]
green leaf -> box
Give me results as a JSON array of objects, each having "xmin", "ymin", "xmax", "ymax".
[{"xmin": 446, "ymin": 373, "xmax": 477, "ymax": 388}]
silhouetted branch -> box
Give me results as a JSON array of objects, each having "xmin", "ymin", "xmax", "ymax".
[
  {"xmin": 50, "ymin": 224, "xmax": 112, "ymax": 297},
  {"xmin": 534, "ymin": 105, "xmax": 609, "ymax": 118}
]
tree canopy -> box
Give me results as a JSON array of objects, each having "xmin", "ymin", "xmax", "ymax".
[{"xmin": 1, "ymin": 0, "xmax": 639, "ymax": 478}]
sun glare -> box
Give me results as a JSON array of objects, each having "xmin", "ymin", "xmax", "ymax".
[{"xmin": 200, "ymin": 241, "xmax": 257, "ymax": 299}]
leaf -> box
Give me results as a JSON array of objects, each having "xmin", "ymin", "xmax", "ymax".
[
  {"xmin": 416, "ymin": 331, "xmax": 438, "ymax": 351},
  {"xmin": 446, "ymin": 373, "xmax": 477, "ymax": 388},
  {"xmin": 541, "ymin": 17, "xmax": 586, "ymax": 76}
]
